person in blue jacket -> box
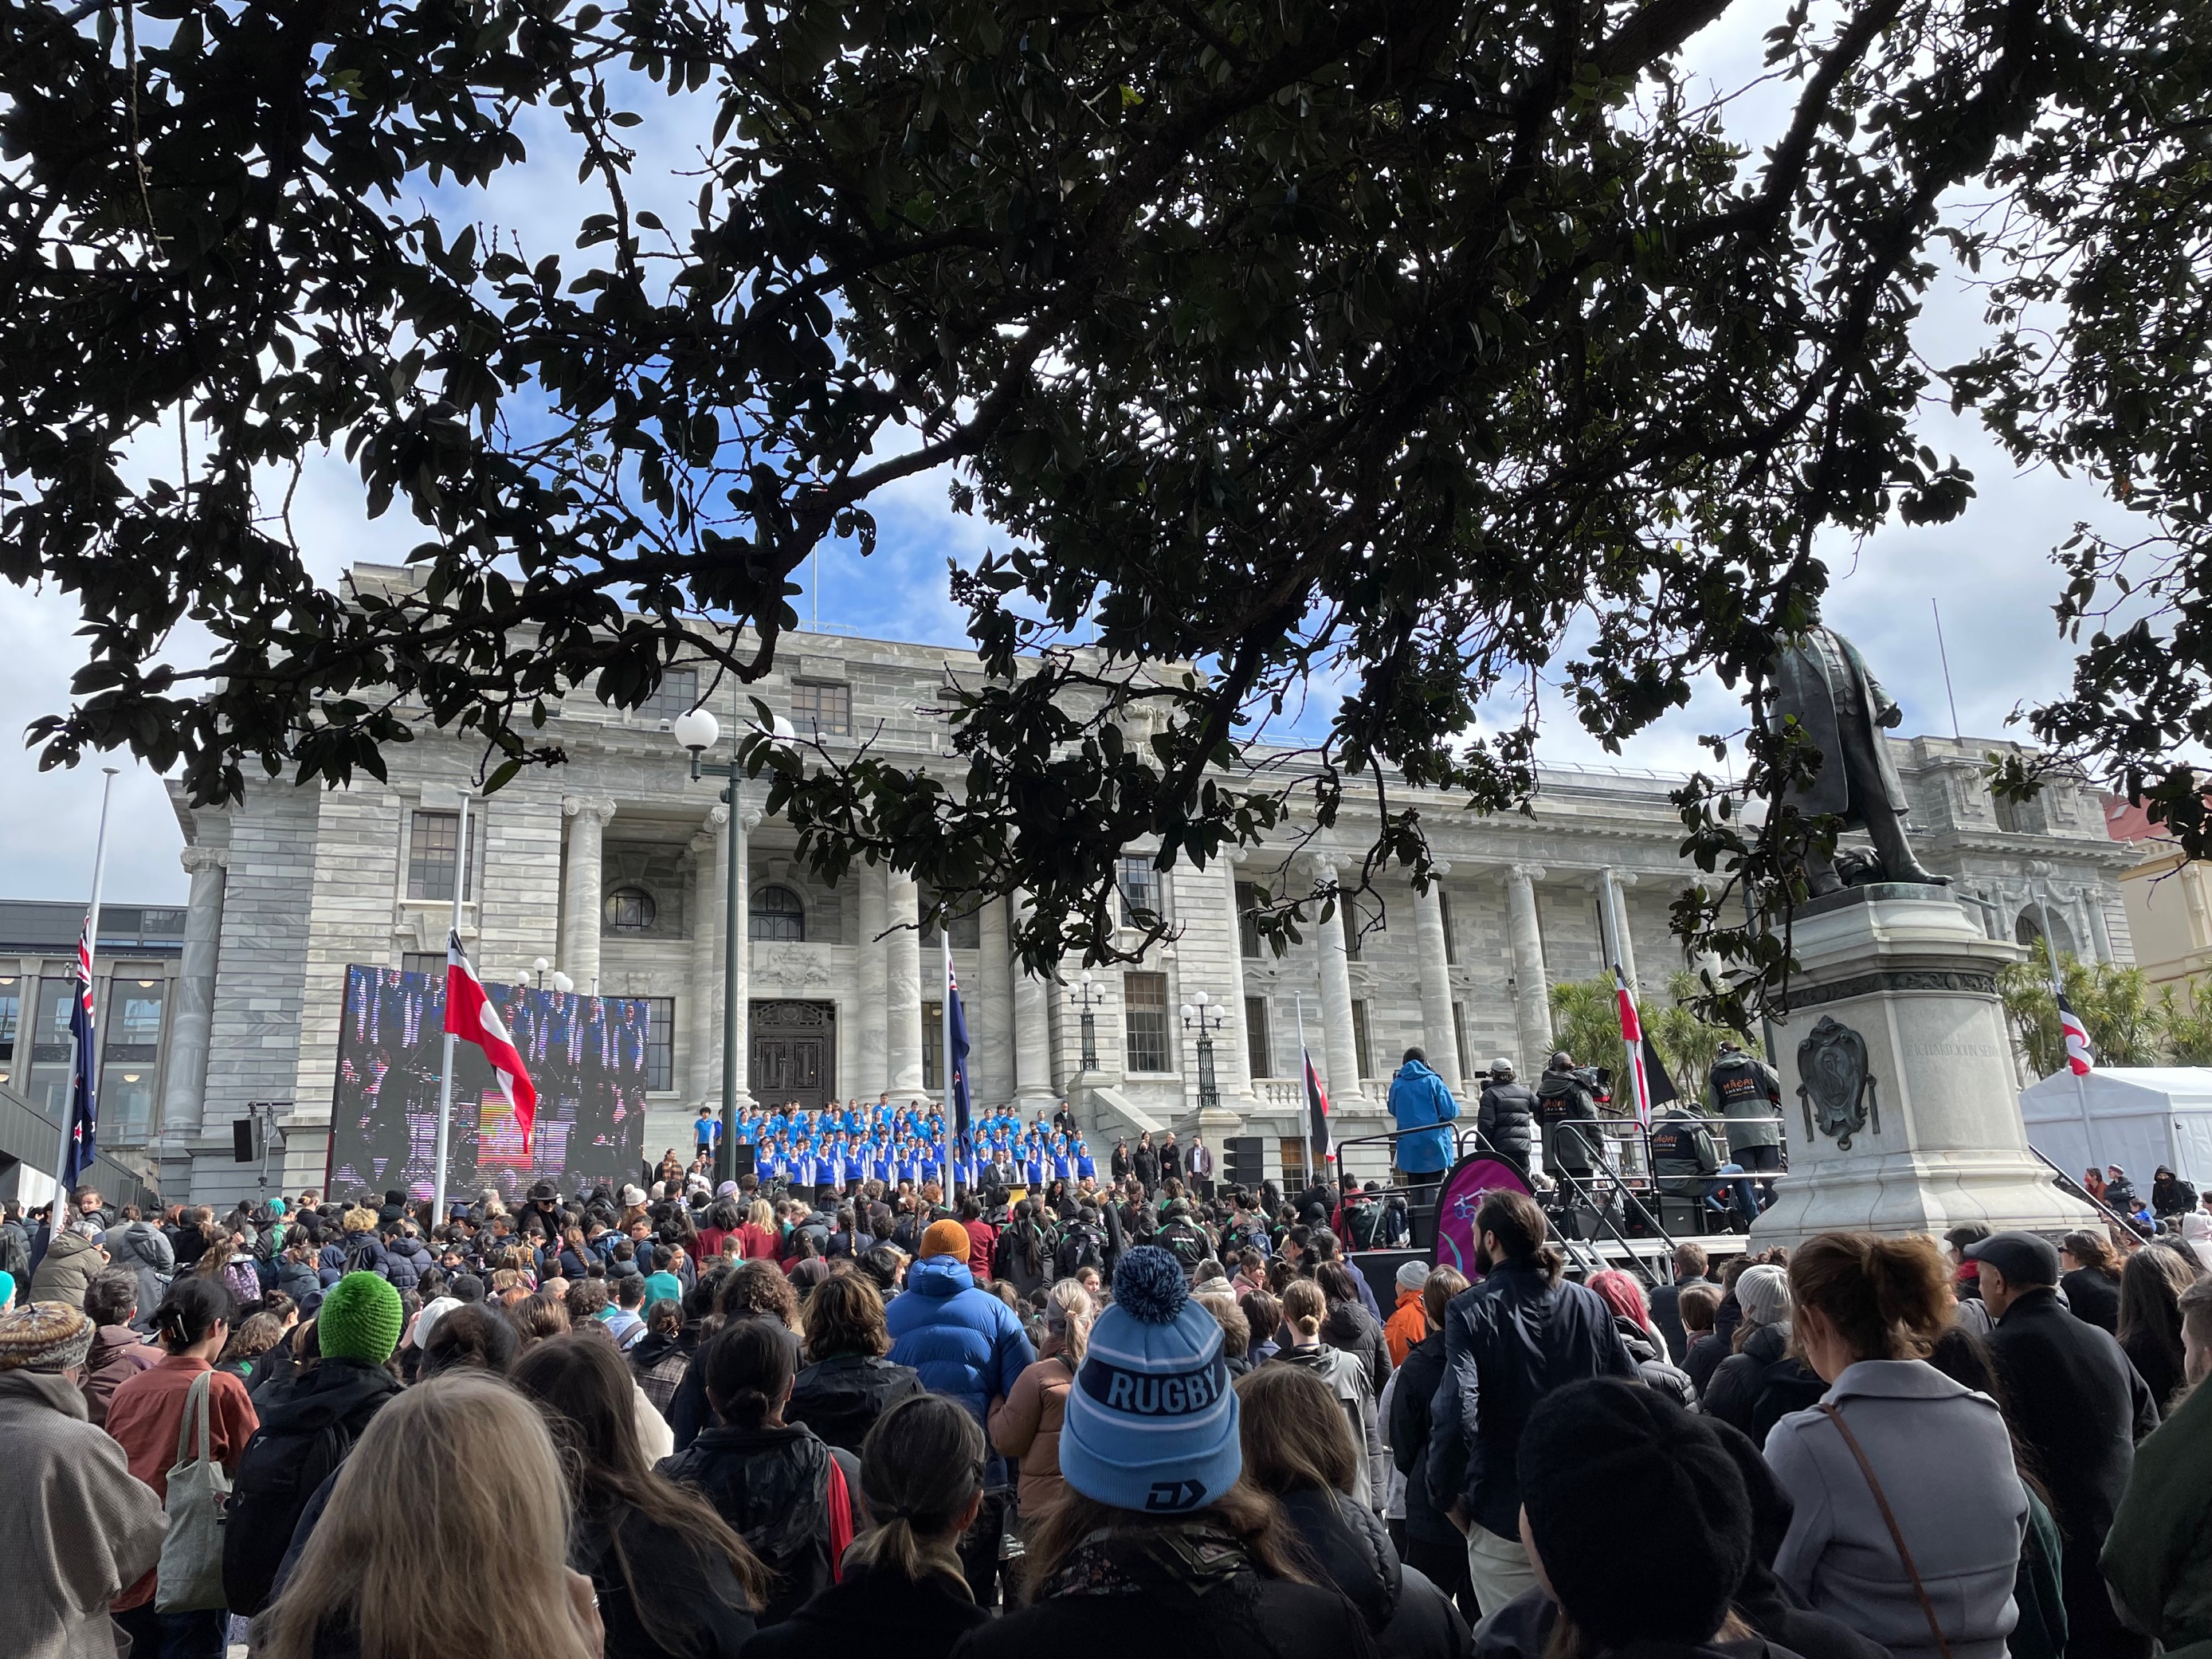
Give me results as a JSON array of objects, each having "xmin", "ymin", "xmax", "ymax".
[
  {"xmin": 886, "ymin": 1218, "xmax": 1035, "ymax": 1606},
  {"xmin": 1386, "ymin": 1045, "xmax": 1461, "ymax": 1199}
]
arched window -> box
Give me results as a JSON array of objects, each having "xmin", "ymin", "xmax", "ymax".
[
  {"xmin": 603, "ymin": 886, "xmax": 657, "ymax": 932},
  {"xmin": 751, "ymin": 884, "xmax": 806, "ymax": 942}
]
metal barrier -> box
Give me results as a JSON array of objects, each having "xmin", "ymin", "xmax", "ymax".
[{"xmin": 2027, "ymin": 1143, "xmax": 2154, "ymax": 1242}]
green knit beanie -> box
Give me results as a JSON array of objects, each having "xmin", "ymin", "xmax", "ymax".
[{"xmin": 318, "ymin": 1271, "xmax": 404, "ymax": 1364}]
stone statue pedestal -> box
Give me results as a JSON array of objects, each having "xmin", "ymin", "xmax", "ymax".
[{"xmin": 1747, "ymin": 885, "xmax": 2094, "ymax": 1249}]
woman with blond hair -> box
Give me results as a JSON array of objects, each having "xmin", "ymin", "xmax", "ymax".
[
  {"xmin": 1764, "ymin": 1232, "xmax": 2026, "ymax": 1659},
  {"xmin": 989, "ymin": 1277, "xmax": 1092, "ymax": 1518},
  {"xmin": 739, "ymin": 1199, "xmax": 781, "ymax": 1261},
  {"xmin": 254, "ymin": 1372, "xmax": 602, "ymax": 1659}
]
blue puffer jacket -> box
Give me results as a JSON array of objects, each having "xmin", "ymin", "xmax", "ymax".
[
  {"xmin": 1387, "ymin": 1058, "xmax": 1461, "ymax": 1173},
  {"xmin": 317, "ymin": 1242, "xmax": 347, "ymax": 1288},
  {"xmin": 884, "ymin": 1257, "xmax": 1035, "ymax": 1425}
]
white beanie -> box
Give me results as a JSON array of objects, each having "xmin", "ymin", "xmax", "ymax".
[{"xmin": 1736, "ymin": 1264, "xmax": 1790, "ymax": 1328}]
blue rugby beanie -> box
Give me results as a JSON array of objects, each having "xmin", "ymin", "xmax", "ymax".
[{"xmin": 1059, "ymin": 1246, "xmax": 1241, "ymax": 1515}]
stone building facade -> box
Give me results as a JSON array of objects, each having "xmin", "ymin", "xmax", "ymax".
[{"xmin": 146, "ymin": 567, "xmax": 2139, "ymax": 1205}]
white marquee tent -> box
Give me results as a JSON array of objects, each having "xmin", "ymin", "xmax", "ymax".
[{"xmin": 2020, "ymin": 1067, "xmax": 2212, "ymax": 1189}]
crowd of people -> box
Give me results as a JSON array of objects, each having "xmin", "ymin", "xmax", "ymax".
[{"xmin": 2, "ymin": 1133, "xmax": 2209, "ymax": 1659}]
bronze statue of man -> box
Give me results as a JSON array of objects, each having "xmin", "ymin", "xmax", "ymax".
[{"xmin": 1763, "ymin": 599, "xmax": 1947, "ymax": 896}]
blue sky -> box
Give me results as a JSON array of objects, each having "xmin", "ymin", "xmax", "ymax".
[{"xmin": 0, "ymin": 1, "xmax": 2147, "ymax": 905}]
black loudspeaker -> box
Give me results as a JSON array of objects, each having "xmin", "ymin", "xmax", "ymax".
[
  {"xmin": 232, "ymin": 1117, "xmax": 263, "ymax": 1163},
  {"xmin": 728, "ymin": 1143, "xmax": 756, "ymax": 1179},
  {"xmin": 1224, "ymin": 1136, "xmax": 1265, "ymax": 1186}
]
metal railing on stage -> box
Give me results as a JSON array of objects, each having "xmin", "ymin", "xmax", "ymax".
[
  {"xmin": 2027, "ymin": 1143, "xmax": 2155, "ymax": 1242},
  {"xmin": 1323, "ymin": 1111, "xmax": 1789, "ymax": 1289}
]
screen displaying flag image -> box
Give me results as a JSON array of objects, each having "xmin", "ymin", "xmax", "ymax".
[{"xmin": 327, "ymin": 964, "xmax": 649, "ymax": 1204}]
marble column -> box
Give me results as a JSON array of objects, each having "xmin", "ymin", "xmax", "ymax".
[
  {"xmin": 885, "ymin": 868, "xmax": 925, "ymax": 1094},
  {"xmin": 1412, "ymin": 864, "xmax": 1461, "ymax": 1094},
  {"xmin": 1600, "ymin": 867, "xmax": 1638, "ymax": 988},
  {"xmin": 1010, "ymin": 889, "xmax": 1056, "ymax": 1109},
  {"xmin": 729, "ymin": 808, "xmax": 756, "ymax": 1110},
  {"xmin": 2080, "ymin": 888, "xmax": 2116, "ymax": 964},
  {"xmin": 855, "ymin": 863, "xmax": 888, "ymax": 1096},
  {"xmin": 1505, "ymin": 864, "xmax": 1553, "ymax": 1072},
  {"xmin": 1217, "ymin": 861, "xmax": 1254, "ymax": 1104},
  {"xmin": 162, "ymin": 845, "xmax": 228, "ymax": 1138},
  {"xmin": 976, "ymin": 895, "xmax": 1014, "ymax": 1109},
  {"xmin": 559, "ymin": 796, "xmax": 616, "ymax": 989},
  {"xmin": 1312, "ymin": 859, "xmax": 1366, "ymax": 1105},
  {"xmin": 685, "ymin": 813, "xmax": 724, "ymax": 1106}
]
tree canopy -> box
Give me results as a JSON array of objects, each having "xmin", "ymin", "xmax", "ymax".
[{"xmin": 6, "ymin": 0, "xmax": 2209, "ymax": 1001}]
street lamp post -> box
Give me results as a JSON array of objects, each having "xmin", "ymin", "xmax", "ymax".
[
  {"xmin": 673, "ymin": 702, "xmax": 795, "ymax": 1186},
  {"xmin": 1181, "ymin": 989, "xmax": 1227, "ymax": 1115},
  {"xmin": 1069, "ymin": 973, "xmax": 1106, "ymax": 1073}
]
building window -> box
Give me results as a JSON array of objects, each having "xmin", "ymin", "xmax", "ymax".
[
  {"xmin": 1439, "ymin": 889, "xmax": 1457, "ymax": 965},
  {"xmin": 28, "ymin": 975, "xmax": 79, "ymax": 1121},
  {"xmin": 1453, "ymin": 1002, "xmax": 1472, "ymax": 1082},
  {"xmin": 400, "ymin": 952, "xmax": 444, "ymax": 981},
  {"xmin": 1124, "ymin": 971, "xmax": 1171, "ymax": 1072},
  {"xmin": 101, "ymin": 1064, "xmax": 157, "ymax": 1144},
  {"xmin": 1279, "ymin": 1137, "xmax": 1310, "ymax": 1186},
  {"xmin": 0, "ymin": 975, "xmax": 18, "ymax": 1088},
  {"xmin": 1236, "ymin": 880, "xmax": 1263, "ymax": 959},
  {"xmin": 751, "ymin": 884, "xmax": 806, "ymax": 942},
  {"xmin": 1120, "ymin": 857, "xmax": 1163, "ymax": 927},
  {"xmin": 603, "ymin": 886, "xmax": 657, "ymax": 933},
  {"xmin": 1990, "ymin": 786, "xmax": 2044, "ymax": 836},
  {"xmin": 1351, "ymin": 998, "xmax": 1375, "ymax": 1081},
  {"xmin": 922, "ymin": 1000, "xmax": 943, "ymax": 1091},
  {"xmin": 641, "ymin": 996, "xmax": 675, "ymax": 1091},
  {"xmin": 637, "ymin": 668, "xmax": 700, "ymax": 723},
  {"xmin": 1245, "ymin": 994, "xmax": 1273, "ymax": 1079},
  {"xmin": 791, "ymin": 680, "xmax": 852, "ymax": 737},
  {"xmin": 920, "ymin": 888, "xmax": 981, "ymax": 950},
  {"xmin": 406, "ymin": 809, "xmax": 478, "ymax": 904},
  {"xmin": 104, "ymin": 974, "xmax": 165, "ymax": 1053},
  {"xmin": 1342, "ymin": 896, "xmax": 1362, "ymax": 960}
]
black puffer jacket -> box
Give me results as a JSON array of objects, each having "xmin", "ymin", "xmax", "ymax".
[
  {"xmin": 951, "ymin": 1523, "xmax": 1378, "ymax": 1659},
  {"xmin": 1476, "ymin": 1081, "xmax": 1537, "ymax": 1167},
  {"xmin": 1700, "ymin": 1323, "xmax": 1825, "ymax": 1447},
  {"xmin": 381, "ymin": 1234, "xmax": 433, "ymax": 1291},
  {"xmin": 1276, "ymin": 1486, "xmax": 1469, "ymax": 1659},
  {"xmin": 658, "ymin": 1422, "xmax": 856, "ymax": 1626},
  {"xmin": 1532, "ymin": 1073, "xmax": 1601, "ymax": 1175},
  {"xmin": 784, "ymin": 1352, "xmax": 925, "ymax": 1454}
]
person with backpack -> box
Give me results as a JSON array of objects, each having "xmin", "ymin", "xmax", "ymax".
[
  {"xmin": 337, "ymin": 1207, "xmax": 389, "ymax": 1280},
  {"xmin": 994, "ymin": 1200, "xmax": 1054, "ymax": 1300},
  {"xmin": 657, "ymin": 1320, "xmax": 863, "ymax": 1627},
  {"xmin": 1055, "ymin": 1207, "xmax": 1108, "ymax": 1281},
  {"xmin": 1158, "ymin": 1198, "xmax": 1212, "ymax": 1276},
  {"xmin": 222, "ymin": 1272, "xmax": 405, "ymax": 1620}
]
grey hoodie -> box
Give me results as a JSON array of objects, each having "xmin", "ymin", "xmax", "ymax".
[{"xmin": 106, "ymin": 1222, "xmax": 174, "ymax": 1329}]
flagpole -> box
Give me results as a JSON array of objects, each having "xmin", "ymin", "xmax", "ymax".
[
  {"xmin": 2035, "ymin": 883, "xmax": 2096, "ymax": 1171},
  {"xmin": 53, "ymin": 767, "xmax": 119, "ymax": 1203},
  {"xmin": 431, "ymin": 792, "xmax": 471, "ymax": 1227},
  {"xmin": 1295, "ymin": 990, "xmax": 1312, "ymax": 1189},
  {"xmin": 943, "ymin": 933, "xmax": 959, "ymax": 1208}
]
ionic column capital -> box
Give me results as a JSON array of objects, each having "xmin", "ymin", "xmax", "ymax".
[
  {"xmin": 180, "ymin": 845, "xmax": 229, "ymax": 874},
  {"xmin": 562, "ymin": 794, "xmax": 618, "ymax": 822}
]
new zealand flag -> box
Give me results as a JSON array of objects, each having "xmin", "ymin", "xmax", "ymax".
[{"xmin": 61, "ymin": 921, "xmax": 97, "ymax": 1191}]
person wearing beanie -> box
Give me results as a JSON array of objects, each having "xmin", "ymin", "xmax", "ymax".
[
  {"xmin": 1384, "ymin": 1258, "xmax": 1431, "ymax": 1367},
  {"xmin": 1516, "ymin": 1379, "xmax": 1771, "ymax": 1657},
  {"xmin": 1701, "ymin": 1263, "xmax": 1824, "ymax": 1447},
  {"xmin": 1425, "ymin": 1190, "xmax": 1635, "ymax": 1618},
  {"xmin": 955, "ymin": 1248, "xmax": 1372, "ymax": 1659},
  {"xmin": 888, "ymin": 1210, "xmax": 1036, "ymax": 1605},
  {"xmin": 0, "ymin": 1301, "xmax": 168, "ymax": 1659},
  {"xmin": 221, "ymin": 1273, "xmax": 406, "ymax": 1618}
]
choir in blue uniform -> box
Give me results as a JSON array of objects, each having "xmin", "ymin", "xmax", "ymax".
[{"xmin": 735, "ymin": 1098, "xmax": 1096, "ymax": 1192}]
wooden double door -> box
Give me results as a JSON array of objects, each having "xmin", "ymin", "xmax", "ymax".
[{"xmin": 750, "ymin": 1000, "xmax": 836, "ymax": 1111}]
